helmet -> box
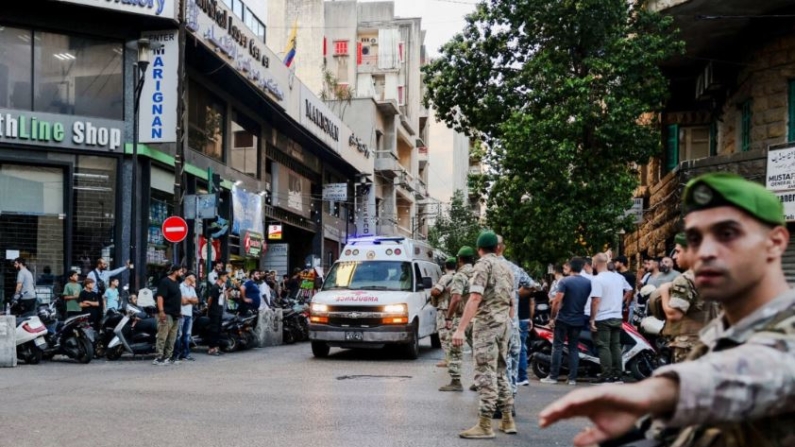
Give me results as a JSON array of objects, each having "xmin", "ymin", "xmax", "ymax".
[
  {"xmin": 639, "ymin": 285, "xmax": 657, "ymax": 300},
  {"xmin": 640, "ymin": 316, "xmax": 665, "ymax": 335}
]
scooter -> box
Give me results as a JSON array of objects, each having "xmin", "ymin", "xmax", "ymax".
[
  {"xmin": 37, "ymin": 300, "xmax": 94, "ymax": 364},
  {"xmin": 105, "ymin": 303, "xmax": 159, "ymax": 360},
  {"xmin": 192, "ymin": 306, "xmax": 246, "ymax": 352},
  {"xmin": 530, "ymin": 321, "xmax": 659, "ymax": 381},
  {"xmin": 9, "ymin": 299, "xmax": 49, "ymax": 365}
]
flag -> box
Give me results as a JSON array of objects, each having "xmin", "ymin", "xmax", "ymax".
[{"xmin": 283, "ymin": 20, "xmax": 298, "ymax": 67}]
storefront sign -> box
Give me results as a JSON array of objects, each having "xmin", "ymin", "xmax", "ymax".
[
  {"xmin": 0, "ymin": 108, "xmax": 123, "ymax": 152},
  {"xmin": 54, "ymin": 0, "xmax": 177, "ymax": 19},
  {"xmin": 766, "ymin": 146, "xmax": 795, "ymax": 191},
  {"xmin": 348, "ymin": 134, "xmax": 371, "ymax": 158},
  {"xmin": 263, "ymin": 243, "xmax": 288, "ymax": 276},
  {"xmin": 323, "ymin": 183, "xmax": 348, "ymax": 202},
  {"xmin": 268, "ymin": 225, "xmax": 283, "ymax": 240},
  {"xmin": 244, "ymin": 231, "xmax": 263, "ymax": 257},
  {"xmin": 299, "ymin": 85, "xmax": 341, "ymax": 152},
  {"xmin": 186, "ymin": 0, "xmax": 286, "ymax": 103},
  {"xmin": 355, "ymin": 184, "xmax": 376, "ymax": 237},
  {"xmin": 140, "ymin": 30, "xmax": 179, "ymax": 143},
  {"xmin": 775, "ymin": 191, "xmax": 795, "ymax": 222},
  {"xmin": 231, "ymin": 186, "xmax": 264, "ymax": 236}
]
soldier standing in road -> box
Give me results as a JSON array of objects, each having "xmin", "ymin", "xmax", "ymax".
[
  {"xmin": 540, "ymin": 172, "xmax": 795, "ymax": 447},
  {"xmin": 452, "ymin": 231, "xmax": 515, "ymax": 438},
  {"xmin": 439, "ymin": 247, "xmax": 476, "ymax": 392},
  {"xmin": 431, "ymin": 257, "xmax": 457, "ymax": 368},
  {"xmin": 655, "ymin": 233, "xmax": 719, "ymax": 363}
]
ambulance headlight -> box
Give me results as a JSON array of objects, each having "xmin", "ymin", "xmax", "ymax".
[
  {"xmin": 383, "ymin": 304, "xmax": 407, "ymax": 314},
  {"xmin": 311, "ymin": 303, "xmax": 329, "ymax": 313}
]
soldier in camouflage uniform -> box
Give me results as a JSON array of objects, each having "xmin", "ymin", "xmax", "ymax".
[
  {"xmin": 540, "ymin": 173, "xmax": 795, "ymax": 447},
  {"xmin": 431, "ymin": 257, "xmax": 457, "ymax": 368},
  {"xmin": 657, "ymin": 233, "xmax": 719, "ymax": 363},
  {"xmin": 439, "ymin": 247, "xmax": 476, "ymax": 392},
  {"xmin": 452, "ymin": 231, "xmax": 516, "ymax": 438}
]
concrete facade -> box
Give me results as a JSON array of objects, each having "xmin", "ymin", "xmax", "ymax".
[{"xmin": 266, "ymin": 0, "xmax": 326, "ymax": 95}]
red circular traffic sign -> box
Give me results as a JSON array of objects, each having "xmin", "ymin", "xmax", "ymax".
[{"xmin": 162, "ymin": 216, "xmax": 189, "ymax": 243}]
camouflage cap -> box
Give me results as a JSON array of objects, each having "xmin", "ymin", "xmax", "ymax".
[
  {"xmin": 457, "ymin": 246, "xmax": 476, "ymax": 257},
  {"xmin": 476, "ymin": 231, "xmax": 499, "ymax": 249},
  {"xmin": 682, "ymin": 173, "xmax": 784, "ymax": 226},
  {"xmin": 674, "ymin": 232, "xmax": 687, "ymax": 248}
]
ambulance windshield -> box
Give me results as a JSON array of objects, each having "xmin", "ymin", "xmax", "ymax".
[{"xmin": 323, "ymin": 261, "xmax": 414, "ymax": 292}]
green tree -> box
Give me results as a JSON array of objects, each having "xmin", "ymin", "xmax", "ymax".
[
  {"xmin": 428, "ymin": 190, "xmax": 483, "ymax": 257},
  {"xmin": 424, "ymin": 0, "xmax": 682, "ymax": 265}
]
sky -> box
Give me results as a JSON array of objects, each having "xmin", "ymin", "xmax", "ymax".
[{"xmin": 362, "ymin": 0, "xmax": 478, "ymax": 202}]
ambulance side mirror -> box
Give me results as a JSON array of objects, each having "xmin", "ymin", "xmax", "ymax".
[{"xmin": 421, "ymin": 277, "xmax": 433, "ymax": 290}]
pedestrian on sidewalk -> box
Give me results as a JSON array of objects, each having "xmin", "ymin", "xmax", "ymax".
[
  {"xmin": 87, "ymin": 257, "xmax": 133, "ymax": 296},
  {"xmin": 175, "ymin": 272, "xmax": 199, "ymax": 362},
  {"xmin": 431, "ymin": 257, "xmax": 456, "ymax": 368},
  {"xmin": 439, "ymin": 248, "xmax": 475, "ymax": 392},
  {"xmin": 12, "ymin": 257, "xmax": 37, "ymax": 314},
  {"xmin": 207, "ymin": 269, "xmax": 229, "ymax": 356},
  {"xmin": 63, "ymin": 271, "xmax": 83, "ymax": 318},
  {"xmin": 541, "ymin": 257, "xmax": 591, "ymax": 386},
  {"xmin": 153, "ymin": 265, "xmax": 183, "ymax": 366},
  {"xmin": 452, "ymin": 231, "xmax": 516, "ymax": 438},
  {"xmin": 589, "ymin": 253, "xmax": 633, "ymax": 383},
  {"xmin": 103, "ymin": 278, "xmax": 121, "ymax": 313},
  {"xmin": 78, "ymin": 277, "xmax": 103, "ymax": 330}
]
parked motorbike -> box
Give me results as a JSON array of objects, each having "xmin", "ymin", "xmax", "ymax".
[
  {"xmin": 9, "ymin": 299, "xmax": 49, "ymax": 365},
  {"xmin": 530, "ymin": 321, "xmax": 659, "ymax": 381},
  {"xmin": 105, "ymin": 303, "xmax": 158, "ymax": 360},
  {"xmin": 192, "ymin": 306, "xmax": 254, "ymax": 352},
  {"xmin": 277, "ymin": 297, "xmax": 309, "ymax": 344},
  {"xmin": 632, "ymin": 285, "xmax": 672, "ymax": 366},
  {"xmin": 37, "ymin": 300, "xmax": 94, "ymax": 363}
]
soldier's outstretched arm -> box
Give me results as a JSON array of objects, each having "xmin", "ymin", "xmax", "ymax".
[{"xmin": 651, "ymin": 334, "xmax": 795, "ymax": 426}]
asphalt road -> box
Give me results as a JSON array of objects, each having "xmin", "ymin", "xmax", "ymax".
[{"xmin": 1, "ymin": 340, "xmax": 587, "ymax": 447}]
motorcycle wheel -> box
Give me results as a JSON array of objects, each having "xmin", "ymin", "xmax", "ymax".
[
  {"xmin": 76, "ymin": 336, "xmax": 93, "ymax": 364},
  {"xmin": 94, "ymin": 339, "xmax": 106, "ymax": 359},
  {"xmin": 531, "ymin": 358, "xmax": 550, "ymax": 379},
  {"xmin": 628, "ymin": 352, "xmax": 657, "ymax": 380},
  {"xmin": 283, "ymin": 328, "xmax": 296, "ymax": 345},
  {"xmin": 221, "ymin": 336, "xmax": 238, "ymax": 353},
  {"xmin": 106, "ymin": 345, "xmax": 124, "ymax": 361},
  {"xmin": 242, "ymin": 332, "xmax": 256, "ymax": 350},
  {"xmin": 23, "ymin": 345, "xmax": 43, "ymax": 365}
]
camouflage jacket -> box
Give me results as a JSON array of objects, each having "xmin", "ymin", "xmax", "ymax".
[
  {"xmin": 653, "ymin": 289, "xmax": 795, "ymax": 447},
  {"xmin": 469, "ymin": 253, "xmax": 514, "ymax": 327},
  {"xmin": 432, "ymin": 272, "xmax": 455, "ymax": 309},
  {"xmin": 497, "ymin": 255, "xmax": 534, "ymax": 324},
  {"xmin": 663, "ymin": 270, "xmax": 719, "ymax": 340},
  {"xmin": 449, "ymin": 263, "xmax": 474, "ymax": 316}
]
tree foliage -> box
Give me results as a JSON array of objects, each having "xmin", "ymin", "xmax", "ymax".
[
  {"xmin": 424, "ymin": 0, "xmax": 683, "ymax": 264},
  {"xmin": 428, "ymin": 190, "xmax": 483, "ymax": 257}
]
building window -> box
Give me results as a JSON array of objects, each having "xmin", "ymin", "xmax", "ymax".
[
  {"xmin": 0, "ymin": 26, "xmax": 33, "ymax": 111},
  {"xmin": 188, "ymin": 79, "xmax": 226, "ymax": 161},
  {"xmin": 740, "ymin": 100, "xmax": 752, "ymax": 152},
  {"xmin": 334, "ymin": 40, "xmax": 349, "ymax": 56},
  {"xmin": 232, "ymin": 0, "xmax": 243, "ymax": 19},
  {"xmin": 34, "ymin": 31, "xmax": 123, "ymax": 120},
  {"xmin": 678, "ymin": 126, "xmax": 710, "ymax": 163},
  {"xmin": 789, "ymin": 79, "xmax": 795, "ymax": 142},
  {"xmin": 398, "ymin": 42, "xmax": 404, "ymax": 63},
  {"xmin": 665, "ymin": 124, "xmax": 678, "ymax": 172},
  {"xmin": 230, "ymin": 110, "xmax": 260, "ymax": 178},
  {"xmin": 244, "ymin": 8, "xmax": 266, "ymax": 41},
  {"xmin": 397, "ymin": 85, "xmax": 405, "ymax": 105}
]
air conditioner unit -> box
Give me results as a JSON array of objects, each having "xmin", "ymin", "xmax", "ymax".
[
  {"xmin": 362, "ymin": 45, "xmax": 370, "ymax": 55},
  {"xmin": 370, "ymin": 38, "xmax": 378, "ymax": 45}
]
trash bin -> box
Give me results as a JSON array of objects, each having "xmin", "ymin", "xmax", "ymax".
[{"xmin": 0, "ymin": 315, "xmax": 17, "ymax": 368}]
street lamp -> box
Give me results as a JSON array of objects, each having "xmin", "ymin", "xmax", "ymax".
[{"xmin": 131, "ymin": 37, "xmax": 151, "ymax": 290}]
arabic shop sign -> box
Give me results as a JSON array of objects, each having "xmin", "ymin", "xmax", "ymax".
[
  {"xmin": 348, "ymin": 134, "xmax": 371, "ymax": 159},
  {"xmin": 767, "ymin": 145, "xmax": 795, "ymax": 191},
  {"xmin": 187, "ymin": 0, "xmax": 285, "ymax": 102},
  {"xmin": 0, "ymin": 108, "xmax": 123, "ymax": 152},
  {"xmin": 55, "ymin": 0, "xmax": 176, "ymax": 19}
]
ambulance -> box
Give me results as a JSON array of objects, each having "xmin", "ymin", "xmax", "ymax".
[{"xmin": 308, "ymin": 236, "xmax": 443, "ymax": 359}]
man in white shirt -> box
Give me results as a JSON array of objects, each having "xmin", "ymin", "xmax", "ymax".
[
  {"xmin": 590, "ymin": 253, "xmax": 633, "ymax": 383},
  {"xmin": 175, "ymin": 272, "xmax": 199, "ymax": 361}
]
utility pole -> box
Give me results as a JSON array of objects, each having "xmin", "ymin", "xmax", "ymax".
[{"xmin": 173, "ymin": 0, "xmax": 188, "ymax": 266}]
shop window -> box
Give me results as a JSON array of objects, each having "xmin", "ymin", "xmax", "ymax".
[
  {"xmin": 188, "ymin": 79, "xmax": 226, "ymax": 161},
  {"xmin": 72, "ymin": 156, "xmax": 118, "ymax": 277},
  {"xmin": 334, "ymin": 40, "xmax": 349, "ymax": 56},
  {"xmin": 34, "ymin": 31, "xmax": 123, "ymax": 120},
  {"xmin": 739, "ymin": 100, "xmax": 752, "ymax": 152},
  {"xmin": 678, "ymin": 126, "xmax": 710, "ymax": 163},
  {"xmin": 665, "ymin": 124, "xmax": 678, "ymax": 172},
  {"xmin": 230, "ymin": 110, "xmax": 260, "ymax": 178},
  {"xmin": 0, "ymin": 26, "xmax": 33, "ymax": 111}
]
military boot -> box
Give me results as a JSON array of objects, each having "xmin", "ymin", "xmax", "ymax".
[
  {"xmin": 439, "ymin": 379, "xmax": 463, "ymax": 392},
  {"xmin": 459, "ymin": 416, "xmax": 495, "ymax": 439},
  {"xmin": 469, "ymin": 383, "xmax": 478, "ymax": 391},
  {"xmin": 499, "ymin": 410, "xmax": 517, "ymax": 434}
]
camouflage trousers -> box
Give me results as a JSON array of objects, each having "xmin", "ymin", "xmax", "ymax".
[
  {"xmin": 671, "ymin": 335, "xmax": 700, "ymax": 364},
  {"xmin": 436, "ymin": 309, "xmax": 450, "ymax": 357},
  {"xmin": 473, "ymin": 319, "xmax": 513, "ymax": 418},
  {"xmin": 505, "ymin": 321, "xmax": 521, "ymax": 395},
  {"xmin": 447, "ymin": 315, "xmax": 463, "ymax": 380}
]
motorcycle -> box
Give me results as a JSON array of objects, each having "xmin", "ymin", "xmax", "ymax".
[
  {"xmin": 104, "ymin": 303, "xmax": 159, "ymax": 360},
  {"xmin": 9, "ymin": 299, "xmax": 49, "ymax": 365},
  {"xmin": 530, "ymin": 321, "xmax": 659, "ymax": 381},
  {"xmin": 192, "ymin": 306, "xmax": 252, "ymax": 352},
  {"xmin": 277, "ymin": 297, "xmax": 309, "ymax": 344},
  {"xmin": 37, "ymin": 300, "xmax": 94, "ymax": 363},
  {"xmin": 632, "ymin": 285, "xmax": 672, "ymax": 366}
]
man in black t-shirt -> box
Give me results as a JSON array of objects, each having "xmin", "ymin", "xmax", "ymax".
[
  {"xmin": 614, "ymin": 256, "xmax": 636, "ymax": 321},
  {"xmin": 153, "ymin": 265, "xmax": 184, "ymax": 366}
]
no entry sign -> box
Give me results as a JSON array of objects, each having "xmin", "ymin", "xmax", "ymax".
[{"xmin": 162, "ymin": 216, "xmax": 189, "ymax": 243}]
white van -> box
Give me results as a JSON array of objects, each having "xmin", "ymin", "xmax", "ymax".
[{"xmin": 309, "ymin": 236, "xmax": 443, "ymax": 359}]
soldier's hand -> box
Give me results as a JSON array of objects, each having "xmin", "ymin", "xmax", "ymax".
[
  {"xmin": 452, "ymin": 329, "xmax": 465, "ymax": 347},
  {"xmin": 539, "ymin": 377, "xmax": 679, "ymax": 447}
]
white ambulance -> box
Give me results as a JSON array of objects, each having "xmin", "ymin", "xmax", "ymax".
[{"xmin": 309, "ymin": 236, "xmax": 443, "ymax": 359}]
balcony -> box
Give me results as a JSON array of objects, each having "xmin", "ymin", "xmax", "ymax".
[
  {"xmin": 358, "ymin": 55, "xmax": 399, "ymax": 74},
  {"xmin": 374, "ymin": 150, "xmax": 399, "ymax": 178},
  {"xmin": 396, "ymin": 169, "xmax": 416, "ymax": 200},
  {"xmin": 414, "ymin": 177, "xmax": 428, "ymax": 200},
  {"xmin": 418, "ymin": 145, "xmax": 428, "ymax": 169}
]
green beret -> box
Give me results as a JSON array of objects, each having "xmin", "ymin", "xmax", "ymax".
[
  {"xmin": 682, "ymin": 173, "xmax": 784, "ymax": 226},
  {"xmin": 476, "ymin": 231, "xmax": 499, "ymax": 249},
  {"xmin": 674, "ymin": 232, "xmax": 687, "ymax": 248},
  {"xmin": 457, "ymin": 246, "xmax": 475, "ymax": 257},
  {"xmin": 445, "ymin": 257, "xmax": 457, "ymax": 264}
]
